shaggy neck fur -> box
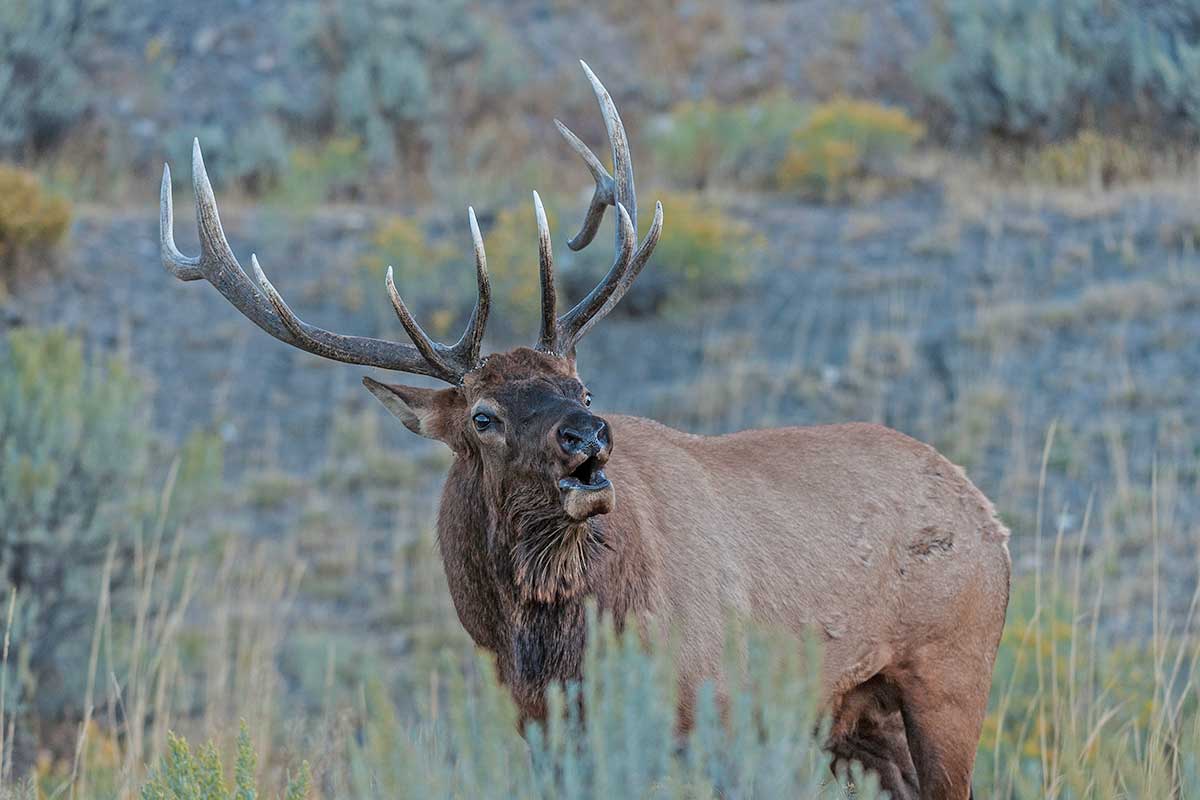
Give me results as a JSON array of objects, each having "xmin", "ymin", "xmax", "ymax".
[{"xmin": 497, "ymin": 477, "xmax": 608, "ymax": 605}]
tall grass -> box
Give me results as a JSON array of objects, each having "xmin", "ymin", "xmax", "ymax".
[
  {"xmin": 331, "ymin": 611, "xmax": 880, "ymax": 799},
  {"xmin": 1, "ymin": 326, "xmax": 1194, "ymax": 798},
  {"xmin": 3, "ymin": 452, "xmax": 1192, "ymax": 798},
  {"xmin": 22, "ymin": 526, "xmax": 305, "ymax": 799},
  {"xmin": 978, "ymin": 432, "xmax": 1200, "ymax": 798}
]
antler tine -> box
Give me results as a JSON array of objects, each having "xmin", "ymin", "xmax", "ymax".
[
  {"xmin": 558, "ymin": 202, "xmax": 636, "ymax": 350},
  {"xmin": 554, "ymin": 60, "xmax": 639, "ymax": 251},
  {"xmin": 567, "ymin": 200, "xmax": 663, "ymax": 348},
  {"xmin": 385, "ymin": 266, "xmax": 457, "ymax": 381},
  {"xmin": 553, "ymin": 120, "xmax": 613, "ymax": 252},
  {"xmin": 159, "ymin": 139, "xmax": 473, "ymax": 382},
  {"xmin": 581, "ymin": 60, "xmax": 636, "ymax": 241},
  {"xmin": 448, "ymin": 206, "xmax": 491, "ymax": 367},
  {"xmin": 533, "ymin": 191, "xmax": 558, "ymax": 352},
  {"xmin": 159, "ymin": 163, "xmax": 203, "ymax": 281}
]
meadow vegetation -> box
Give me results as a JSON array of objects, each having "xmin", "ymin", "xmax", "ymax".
[
  {"xmin": 0, "ymin": 330, "xmax": 220, "ymax": 728},
  {"xmin": 649, "ymin": 96, "xmax": 923, "ymax": 201},
  {"xmin": 912, "ymin": 0, "xmax": 1200, "ymax": 144},
  {"xmin": 776, "ymin": 98, "xmax": 924, "ymax": 201},
  {"xmin": 0, "ymin": 166, "xmax": 70, "ymax": 293},
  {"xmin": 0, "ymin": 0, "xmax": 112, "ymax": 159},
  {"xmin": 0, "ymin": 327, "xmax": 1193, "ymax": 798}
]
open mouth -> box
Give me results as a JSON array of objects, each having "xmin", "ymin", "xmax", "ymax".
[{"xmin": 559, "ymin": 454, "xmax": 610, "ymax": 492}]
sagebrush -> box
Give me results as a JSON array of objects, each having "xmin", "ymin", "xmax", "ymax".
[
  {"xmin": 913, "ymin": 0, "xmax": 1200, "ymax": 143},
  {"xmin": 0, "ymin": 330, "xmax": 220, "ymax": 734},
  {"xmin": 0, "ymin": 0, "xmax": 110, "ymax": 157}
]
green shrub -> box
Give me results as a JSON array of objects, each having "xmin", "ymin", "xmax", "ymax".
[
  {"xmin": 354, "ymin": 214, "xmax": 459, "ymax": 337},
  {"xmin": 913, "ymin": 0, "xmax": 1200, "ymax": 143},
  {"xmin": 640, "ymin": 191, "xmax": 760, "ymax": 309},
  {"xmin": 274, "ymin": 136, "xmax": 369, "ymax": 207},
  {"xmin": 0, "ymin": 164, "xmax": 71, "ymax": 290},
  {"xmin": 226, "ymin": 117, "xmax": 292, "ymax": 195},
  {"xmin": 0, "ymin": 330, "xmax": 220, "ymax": 723},
  {"xmin": 651, "ymin": 94, "xmax": 807, "ymax": 190},
  {"xmin": 279, "ymin": 0, "xmax": 525, "ymax": 177},
  {"xmin": 162, "ymin": 117, "xmax": 300, "ymax": 199},
  {"xmin": 341, "ymin": 611, "xmax": 879, "ymax": 799},
  {"xmin": 141, "ymin": 723, "xmax": 310, "ymax": 800},
  {"xmin": 0, "ymin": 0, "xmax": 110, "ymax": 157},
  {"xmin": 777, "ymin": 98, "xmax": 924, "ymax": 201}
]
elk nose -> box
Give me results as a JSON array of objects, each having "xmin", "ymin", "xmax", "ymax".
[{"xmin": 556, "ymin": 414, "xmax": 611, "ymax": 457}]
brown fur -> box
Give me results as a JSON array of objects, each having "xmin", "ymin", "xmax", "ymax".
[
  {"xmin": 370, "ymin": 348, "xmax": 1010, "ymax": 800},
  {"xmin": 504, "ymin": 483, "xmax": 607, "ymax": 604}
]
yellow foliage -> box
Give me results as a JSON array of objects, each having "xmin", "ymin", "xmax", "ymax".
[
  {"xmin": 478, "ymin": 203, "xmax": 555, "ymax": 331},
  {"xmin": 356, "ymin": 215, "xmax": 458, "ymax": 337},
  {"xmin": 35, "ymin": 720, "xmax": 124, "ymax": 798},
  {"xmin": 1026, "ymin": 131, "xmax": 1150, "ymax": 187},
  {"xmin": 777, "ymin": 98, "xmax": 923, "ymax": 200},
  {"xmin": 364, "ymin": 216, "xmax": 451, "ymax": 283},
  {"xmin": 144, "ymin": 34, "xmax": 168, "ymax": 64},
  {"xmin": 276, "ymin": 136, "xmax": 368, "ymax": 207},
  {"xmin": 645, "ymin": 190, "xmax": 760, "ymax": 300},
  {"xmin": 0, "ymin": 164, "xmax": 72, "ymax": 276},
  {"xmin": 804, "ymin": 97, "xmax": 925, "ymax": 142}
]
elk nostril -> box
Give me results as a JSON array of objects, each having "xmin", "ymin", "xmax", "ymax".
[{"xmin": 558, "ymin": 426, "xmax": 585, "ymax": 453}]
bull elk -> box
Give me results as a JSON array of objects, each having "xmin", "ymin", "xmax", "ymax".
[{"xmin": 159, "ymin": 62, "xmax": 1010, "ymax": 799}]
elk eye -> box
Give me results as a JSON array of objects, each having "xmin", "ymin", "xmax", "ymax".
[
  {"xmin": 584, "ymin": 392, "xmax": 592, "ymax": 407},
  {"xmin": 472, "ymin": 412, "xmax": 493, "ymax": 431}
]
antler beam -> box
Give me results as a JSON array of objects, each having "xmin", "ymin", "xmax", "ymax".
[{"xmin": 160, "ymin": 139, "xmax": 489, "ymax": 384}]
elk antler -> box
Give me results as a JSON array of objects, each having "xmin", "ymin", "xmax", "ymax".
[
  {"xmin": 535, "ymin": 60, "xmax": 664, "ymax": 356},
  {"xmin": 160, "ymin": 139, "xmax": 490, "ymax": 384}
]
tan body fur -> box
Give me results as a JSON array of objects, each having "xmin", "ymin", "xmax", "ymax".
[{"xmin": 437, "ymin": 406, "xmax": 1010, "ymax": 800}]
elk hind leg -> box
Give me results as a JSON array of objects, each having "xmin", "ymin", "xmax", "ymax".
[
  {"xmin": 828, "ymin": 675, "xmax": 919, "ymax": 799},
  {"xmin": 896, "ymin": 665, "xmax": 991, "ymax": 800}
]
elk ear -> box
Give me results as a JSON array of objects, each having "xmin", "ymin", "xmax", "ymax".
[{"xmin": 362, "ymin": 377, "xmax": 464, "ymax": 443}]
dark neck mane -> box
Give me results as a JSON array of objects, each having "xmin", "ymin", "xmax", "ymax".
[
  {"xmin": 437, "ymin": 452, "xmax": 653, "ymax": 720},
  {"xmin": 505, "ymin": 506, "xmax": 608, "ymax": 605}
]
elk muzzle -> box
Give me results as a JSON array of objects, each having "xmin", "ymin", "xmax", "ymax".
[{"xmin": 555, "ymin": 411, "xmax": 614, "ymax": 520}]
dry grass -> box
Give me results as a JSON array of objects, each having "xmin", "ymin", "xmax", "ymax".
[
  {"xmin": 9, "ymin": 458, "xmax": 1192, "ymax": 798},
  {"xmin": 971, "ymin": 278, "xmax": 1184, "ymax": 348}
]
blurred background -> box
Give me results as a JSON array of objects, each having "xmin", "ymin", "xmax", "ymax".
[{"xmin": 1, "ymin": 0, "xmax": 1198, "ymax": 796}]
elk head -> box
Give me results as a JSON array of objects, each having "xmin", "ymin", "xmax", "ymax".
[{"xmin": 159, "ymin": 62, "xmax": 661, "ymax": 600}]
